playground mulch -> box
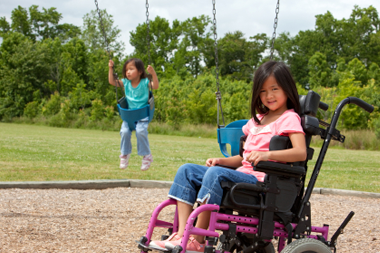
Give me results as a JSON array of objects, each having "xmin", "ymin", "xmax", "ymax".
[{"xmin": 0, "ymin": 187, "xmax": 379, "ymax": 252}]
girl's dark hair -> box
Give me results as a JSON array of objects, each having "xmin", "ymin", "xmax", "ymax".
[
  {"xmin": 122, "ymin": 58, "xmax": 148, "ymax": 80},
  {"xmin": 251, "ymin": 61, "xmax": 300, "ymax": 124}
]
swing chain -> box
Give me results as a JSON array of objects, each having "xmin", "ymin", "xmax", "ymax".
[
  {"xmin": 146, "ymin": 0, "xmax": 152, "ymax": 65},
  {"xmin": 212, "ymin": 0, "xmax": 225, "ymax": 128},
  {"xmin": 94, "ymin": 0, "xmax": 121, "ymax": 102},
  {"xmin": 212, "ymin": 0, "xmax": 219, "ymax": 90},
  {"xmin": 270, "ymin": 0, "xmax": 280, "ymax": 60},
  {"xmin": 95, "ymin": 0, "xmax": 111, "ymax": 60}
]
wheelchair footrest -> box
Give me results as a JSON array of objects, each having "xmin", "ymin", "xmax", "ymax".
[
  {"xmin": 137, "ymin": 242, "xmax": 171, "ymax": 252},
  {"xmin": 136, "ymin": 236, "xmax": 171, "ymax": 252}
]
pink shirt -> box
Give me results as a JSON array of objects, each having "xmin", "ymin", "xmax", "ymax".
[{"xmin": 236, "ymin": 109, "xmax": 304, "ymax": 182}]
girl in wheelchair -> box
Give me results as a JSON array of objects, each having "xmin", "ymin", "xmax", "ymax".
[{"xmin": 149, "ymin": 61, "xmax": 307, "ymax": 252}]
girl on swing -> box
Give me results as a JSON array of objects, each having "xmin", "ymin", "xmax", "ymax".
[
  {"xmin": 149, "ymin": 61, "xmax": 306, "ymax": 252},
  {"xmin": 108, "ymin": 58, "xmax": 159, "ymax": 171}
]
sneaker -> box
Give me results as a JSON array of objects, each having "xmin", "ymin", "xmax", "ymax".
[
  {"xmin": 148, "ymin": 233, "xmax": 180, "ymax": 250},
  {"xmin": 119, "ymin": 154, "xmax": 130, "ymax": 169},
  {"xmin": 166, "ymin": 236, "xmax": 205, "ymax": 253},
  {"xmin": 141, "ymin": 154, "xmax": 153, "ymax": 171}
]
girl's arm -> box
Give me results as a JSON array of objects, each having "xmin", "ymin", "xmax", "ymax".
[
  {"xmin": 246, "ymin": 132, "xmax": 307, "ymax": 166},
  {"xmin": 206, "ymin": 155, "xmax": 244, "ymax": 168},
  {"xmin": 147, "ymin": 65, "xmax": 159, "ymax": 89},
  {"xmin": 108, "ymin": 60, "xmax": 123, "ymax": 88}
]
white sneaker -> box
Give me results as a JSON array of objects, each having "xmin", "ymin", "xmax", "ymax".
[
  {"xmin": 141, "ymin": 154, "xmax": 153, "ymax": 171},
  {"xmin": 119, "ymin": 154, "xmax": 130, "ymax": 169}
]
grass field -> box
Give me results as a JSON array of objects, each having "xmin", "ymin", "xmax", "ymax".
[{"xmin": 1, "ymin": 122, "xmax": 379, "ymax": 193}]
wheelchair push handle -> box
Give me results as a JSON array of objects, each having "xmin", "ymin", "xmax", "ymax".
[
  {"xmin": 319, "ymin": 101, "xmax": 329, "ymax": 111},
  {"xmin": 347, "ymin": 97, "xmax": 374, "ymax": 113}
]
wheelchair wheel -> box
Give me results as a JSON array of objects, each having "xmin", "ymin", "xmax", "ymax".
[{"xmin": 281, "ymin": 238, "xmax": 331, "ymax": 253}]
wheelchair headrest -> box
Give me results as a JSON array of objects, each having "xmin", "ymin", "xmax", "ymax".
[{"xmin": 299, "ymin": 90, "xmax": 321, "ymax": 117}]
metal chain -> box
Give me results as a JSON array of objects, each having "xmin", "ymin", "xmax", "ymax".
[
  {"xmin": 212, "ymin": 0, "xmax": 219, "ymax": 91},
  {"xmin": 94, "ymin": 0, "xmax": 111, "ymax": 60},
  {"xmin": 212, "ymin": 0, "xmax": 225, "ymax": 128},
  {"xmin": 94, "ymin": 0, "xmax": 121, "ymax": 101},
  {"xmin": 146, "ymin": 0, "xmax": 152, "ymax": 65},
  {"xmin": 270, "ymin": 0, "xmax": 280, "ymax": 60}
]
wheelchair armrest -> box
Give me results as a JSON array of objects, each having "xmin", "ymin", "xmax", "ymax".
[
  {"xmin": 221, "ymin": 182, "xmax": 266, "ymax": 210},
  {"xmin": 216, "ymin": 164, "xmax": 238, "ymax": 170},
  {"xmin": 255, "ymin": 161, "xmax": 306, "ymax": 177}
]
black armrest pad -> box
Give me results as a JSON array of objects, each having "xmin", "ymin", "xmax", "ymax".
[
  {"xmin": 216, "ymin": 164, "xmax": 238, "ymax": 170},
  {"xmin": 255, "ymin": 161, "xmax": 305, "ymax": 176}
]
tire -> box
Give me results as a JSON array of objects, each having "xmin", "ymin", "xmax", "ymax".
[{"xmin": 281, "ymin": 238, "xmax": 332, "ymax": 253}]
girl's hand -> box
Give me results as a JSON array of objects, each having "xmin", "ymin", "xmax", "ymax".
[
  {"xmin": 246, "ymin": 151, "xmax": 270, "ymax": 166},
  {"xmin": 147, "ymin": 65, "xmax": 156, "ymax": 75},
  {"xmin": 109, "ymin": 60, "xmax": 114, "ymax": 68},
  {"xmin": 206, "ymin": 158, "xmax": 220, "ymax": 167}
]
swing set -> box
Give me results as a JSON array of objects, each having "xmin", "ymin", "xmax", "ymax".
[{"xmin": 94, "ymin": 0, "xmax": 279, "ymax": 156}]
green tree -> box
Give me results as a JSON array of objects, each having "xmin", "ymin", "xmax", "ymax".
[
  {"xmin": 217, "ymin": 31, "xmax": 267, "ymax": 82},
  {"xmin": 174, "ymin": 15, "xmax": 212, "ymax": 77},
  {"xmin": 281, "ymin": 6, "xmax": 380, "ymax": 86},
  {"xmin": 82, "ymin": 9, "xmax": 124, "ymax": 57},
  {"xmin": 1, "ymin": 5, "xmax": 80, "ymax": 41},
  {"xmin": 308, "ymin": 52, "xmax": 332, "ymax": 88},
  {"xmin": 0, "ymin": 32, "xmax": 51, "ymax": 119},
  {"xmin": 129, "ymin": 16, "xmax": 180, "ymax": 77}
]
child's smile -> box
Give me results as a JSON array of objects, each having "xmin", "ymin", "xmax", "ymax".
[{"xmin": 260, "ymin": 76, "xmax": 288, "ymax": 114}]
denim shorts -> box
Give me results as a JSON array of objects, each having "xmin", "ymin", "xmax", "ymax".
[{"xmin": 168, "ymin": 163, "xmax": 258, "ymax": 206}]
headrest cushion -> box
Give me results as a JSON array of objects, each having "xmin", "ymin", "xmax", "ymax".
[{"xmin": 299, "ymin": 90, "xmax": 321, "ymax": 116}]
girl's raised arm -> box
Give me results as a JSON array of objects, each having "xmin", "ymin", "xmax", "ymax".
[
  {"xmin": 147, "ymin": 65, "xmax": 159, "ymax": 89},
  {"xmin": 108, "ymin": 60, "xmax": 124, "ymax": 88}
]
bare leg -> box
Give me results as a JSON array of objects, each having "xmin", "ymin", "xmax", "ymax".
[
  {"xmin": 193, "ymin": 209, "xmax": 211, "ymax": 243},
  {"xmin": 177, "ymin": 201, "xmax": 193, "ymax": 237},
  {"xmin": 176, "ymin": 201, "xmax": 211, "ymax": 244}
]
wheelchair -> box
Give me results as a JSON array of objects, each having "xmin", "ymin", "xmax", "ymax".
[{"xmin": 137, "ymin": 90, "xmax": 374, "ymax": 253}]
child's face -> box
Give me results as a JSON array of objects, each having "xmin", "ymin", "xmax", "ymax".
[
  {"xmin": 260, "ymin": 75, "xmax": 288, "ymax": 114},
  {"xmin": 125, "ymin": 61, "xmax": 141, "ymax": 81}
]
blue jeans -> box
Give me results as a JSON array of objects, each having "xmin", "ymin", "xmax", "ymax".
[
  {"xmin": 120, "ymin": 117, "xmax": 151, "ymax": 156},
  {"xmin": 168, "ymin": 163, "xmax": 258, "ymax": 206}
]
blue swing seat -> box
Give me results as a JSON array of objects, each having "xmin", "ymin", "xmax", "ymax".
[
  {"xmin": 217, "ymin": 119, "xmax": 248, "ymax": 157},
  {"xmin": 117, "ymin": 92, "xmax": 155, "ymax": 131}
]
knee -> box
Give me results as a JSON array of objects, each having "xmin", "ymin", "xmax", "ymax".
[
  {"xmin": 204, "ymin": 166, "xmax": 222, "ymax": 178},
  {"xmin": 135, "ymin": 126, "xmax": 147, "ymax": 137},
  {"xmin": 120, "ymin": 127, "xmax": 130, "ymax": 137},
  {"xmin": 177, "ymin": 163, "xmax": 193, "ymax": 175}
]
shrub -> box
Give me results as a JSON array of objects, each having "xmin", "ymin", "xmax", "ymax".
[
  {"xmin": 74, "ymin": 109, "xmax": 88, "ymax": 128},
  {"xmin": 90, "ymin": 99, "xmax": 104, "ymax": 121},
  {"xmin": 59, "ymin": 99, "xmax": 71, "ymax": 121},
  {"xmin": 24, "ymin": 101, "xmax": 39, "ymax": 118},
  {"xmin": 105, "ymin": 106, "xmax": 115, "ymax": 121},
  {"xmin": 42, "ymin": 92, "xmax": 61, "ymax": 116},
  {"xmin": 373, "ymin": 117, "xmax": 380, "ymax": 140}
]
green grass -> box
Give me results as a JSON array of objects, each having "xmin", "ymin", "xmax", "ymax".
[
  {"xmin": 0, "ymin": 122, "xmax": 221, "ymax": 182},
  {"xmin": 1, "ymin": 122, "xmax": 379, "ymax": 193}
]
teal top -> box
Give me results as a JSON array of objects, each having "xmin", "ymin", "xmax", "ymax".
[{"xmin": 122, "ymin": 78, "xmax": 149, "ymax": 109}]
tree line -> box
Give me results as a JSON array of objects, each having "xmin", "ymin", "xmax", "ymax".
[{"xmin": 0, "ymin": 5, "xmax": 379, "ymax": 138}]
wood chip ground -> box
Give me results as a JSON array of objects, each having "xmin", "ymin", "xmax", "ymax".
[{"xmin": 0, "ymin": 188, "xmax": 379, "ymax": 252}]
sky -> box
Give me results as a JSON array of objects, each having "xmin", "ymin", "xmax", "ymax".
[{"xmin": 1, "ymin": 0, "xmax": 380, "ymax": 55}]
